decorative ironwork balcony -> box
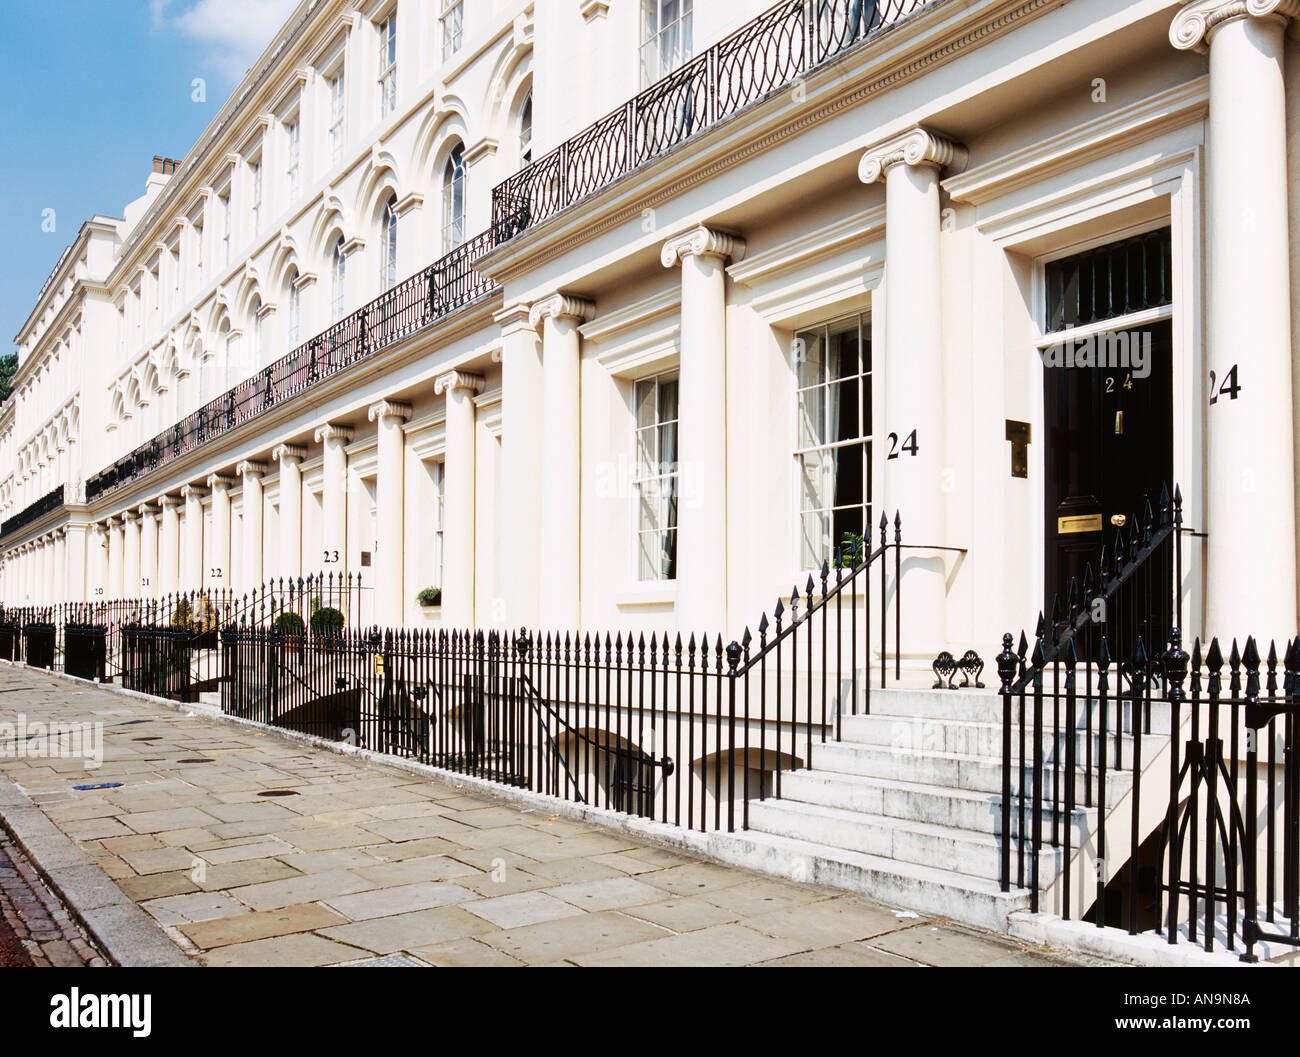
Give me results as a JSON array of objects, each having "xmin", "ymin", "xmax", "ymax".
[
  {"xmin": 0, "ymin": 484, "xmax": 66, "ymax": 540},
  {"xmin": 491, "ymin": 0, "xmax": 931, "ymax": 238},
  {"xmin": 85, "ymin": 229, "xmax": 498, "ymax": 503}
]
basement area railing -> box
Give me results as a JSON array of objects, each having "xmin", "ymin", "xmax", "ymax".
[
  {"xmin": 491, "ymin": 0, "xmax": 933, "ymax": 238},
  {"xmin": 2, "ymin": 514, "xmax": 917, "ymax": 834},
  {"xmin": 998, "ymin": 485, "xmax": 1299, "ymax": 961},
  {"xmin": 85, "ymin": 230, "xmax": 498, "ymax": 504}
]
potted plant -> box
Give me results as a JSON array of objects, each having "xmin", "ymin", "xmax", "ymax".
[
  {"xmin": 272, "ymin": 611, "xmax": 305, "ymax": 653},
  {"xmin": 417, "ymin": 587, "xmax": 441, "ymax": 608},
  {"xmin": 309, "ymin": 605, "xmax": 345, "ymax": 641}
]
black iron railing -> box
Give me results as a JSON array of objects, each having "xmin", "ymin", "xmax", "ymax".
[
  {"xmin": 492, "ymin": 0, "xmax": 929, "ymax": 237},
  {"xmin": 998, "ymin": 485, "xmax": 1300, "ymax": 960},
  {"xmin": 86, "ymin": 231, "xmax": 498, "ymax": 503},
  {"xmin": 1, "ymin": 485, "xmax": 65, "ymax": 540}
]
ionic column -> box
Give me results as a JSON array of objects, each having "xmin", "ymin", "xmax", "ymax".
[
  {"xmin": 1172, "ymin": 0, "xmax": 1299, "ymax": 639},
  {"xmin": 434, "ymin": 372, "xmax": 485, "ymax": 628},
  {"xmin": 122, "ymin": 512, "xmax": 140, "ymax": 600},
  {"xmin": 65, "ymin": 524, "xmax": 87, "ymax": 603},
  {"xmin": 206, "ymin": 475, "xmax": 233, "ymax": 592},
  {"xmin": 314, "ymin": 424, "xmax": 353, "ymax": 577},
  {"xmin": 367, "ymin": 400, "xmax": 412, "ymax": 627},
  {"xmin": 107, "ymin": 517, "xmax": 124, "ymax": 600},
  {"xmin": 496, "ymin": 302, "xmax": 543, "ymax": 628},
  {"xmin": 53, "ymin": 530, "xmax": 67, "ymax": 604},
  {"xmin": 158, "ymin": 496, "xmax": 180, "ymax": 596},
  {"xmin": 181, "ymin": 485, "xmax": 207, "ymax": 592},
  {"xmin": 137, "ymin": 503, "xmax": 159, "ymax": 599},
  {"xmin": 529, "ymin": 295, "xmax": 595, "ymax": 632},
  {"xmin": 860, "ymin": 128, "xmax": 967, "ymax": 657},
  {"xmin": 273, "ymin": 444, "xmax": 306, "ymax": 580},
  {"xmin": 662, "ymin": 226, "xmax": 746, "ymax": 633},
  {"xmin": 92, "ymin": 525, "xmax": 109, "ymax": 601},
  {"xmin": 237, "ymin": 461, "xmax": 267, "ymax": 593}
]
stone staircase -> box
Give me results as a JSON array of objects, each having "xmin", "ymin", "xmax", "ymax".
[{"xmin": 714, "ymin": 686, "xmax": 1166, "ymax": 933}]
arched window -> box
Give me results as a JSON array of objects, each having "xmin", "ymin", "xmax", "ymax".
[
  {"xmin": 287, "ymin": 269, "xmax": 302, "ymax": 346},
  {"xmin": 331, "ymin": 236, "xmax": 347, "ymax": 320},
  {"xmin": 518, "ymin": 92, "xmax": 533, "ymax": 166},
  {"xmin": 249, "ymin": 297, "xmax": 263, "ymax": 373},
  {"xmin": 380, "ymin": 196, "xmax": 398, "ymax": 290},
  {"xmin": 441, "ymin": 144, "xmax": 466, "ymax": 252}
]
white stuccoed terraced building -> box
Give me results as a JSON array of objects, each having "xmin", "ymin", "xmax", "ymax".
[{"xmin": 2, "ymin": 0, "xmax": 1298, "ymax": 963}]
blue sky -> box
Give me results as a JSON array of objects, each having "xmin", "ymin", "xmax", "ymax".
[{"xmin": 0, "ymin": 0, "xmax": 297, "ymax": 352}]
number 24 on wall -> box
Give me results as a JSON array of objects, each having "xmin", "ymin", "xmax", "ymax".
[
  {"xmin": 1208, "ymin": 365, "xmax": 1241, "ymax": 405},
  {"xmin": 886, "ymin": 430, "xmax": 919, "ymax": 460}
]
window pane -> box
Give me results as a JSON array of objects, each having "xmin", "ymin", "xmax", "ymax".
[
  {"xmin": 797, "ymin": 385, "xmax": 825, "ymax": 449},
  {"xmin": 658, "ymin": 376, "xmax": 678, "ymax": 425},
  {"xmin": 634, "ymin": 378, "xmax": 655, "ymax": 429},
  {"xmin": 797, "ymin": 329, "xmax": 824, "ymax": 389}
]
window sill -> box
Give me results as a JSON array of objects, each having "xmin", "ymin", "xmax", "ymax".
[{"xmin": 615, "ymin": 583, "xmax": 676, "ymax": 607}]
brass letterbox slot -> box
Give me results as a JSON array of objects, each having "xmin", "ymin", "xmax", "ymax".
[{"xmin": 1058, "ymin": 514, "xmax": 1103, "ymax": 535}]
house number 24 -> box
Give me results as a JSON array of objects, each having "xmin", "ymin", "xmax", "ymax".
[{"xmin": 886, "ymin": 430, "xmax": 919, "ymax": 459}]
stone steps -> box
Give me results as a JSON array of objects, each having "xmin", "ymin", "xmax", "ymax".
[{"xmin": 742, "ymin": 687, "xmax": 1161, "ymax": 931}]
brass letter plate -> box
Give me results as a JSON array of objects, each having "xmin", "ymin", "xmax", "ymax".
[{"xmin": 1058, "ymin": 514, "xmax": 1102, "ymax": 535}]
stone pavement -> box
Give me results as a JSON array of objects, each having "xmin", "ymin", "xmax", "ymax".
[{"xmin": 0, "ymin": 665, "xmax": 1113, "ymax": 967}]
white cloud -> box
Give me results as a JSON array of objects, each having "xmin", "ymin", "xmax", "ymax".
[{"xmin": 153, "ymin": 0, "xmax": 301, "ymax": 82}]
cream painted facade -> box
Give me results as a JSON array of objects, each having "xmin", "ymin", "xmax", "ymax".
[{"xmin": 3, "ymin": 0, "xmax": 1299, "ymax": 659}]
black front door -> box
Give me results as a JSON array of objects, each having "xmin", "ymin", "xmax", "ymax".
[
  {"xmin": 1044, "ymin": 318, "xmax": 1173, "ymax": 653},
  {"xmin": 1042, "ymin": 228, "xmax": 1175, "ymax": 659}
]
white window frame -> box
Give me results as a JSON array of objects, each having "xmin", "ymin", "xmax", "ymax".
[
  {"xmin": 440, "ymin": 0, "xmax": 463, "ymax": 62},
  {"xmin": 441, "ymin": 144, "xmax": 466, "ymax": 252},
  {"xmin": 380, "ymin": 197, "xmax": 398, "ymax": 291},
  {"xmin": 331, "ymin": 237, "xmax": 347, "ymax": 321},
  {"xmin": 432, "ymin": 460, "xmax": 445, "ymax": 590},
  {"xmin": 518, "ymin": 90, "xmax": 533, "ymax": 166},
  {"xmin": 284, "ymin": 114, "xmax": 301, "ymax": 200},
  {"xmin": 377, "ymin": 14, "xmax": 398, "ymax": 119},
  {"xmin": 249, "ymin": 154, "xmax": 262, "ymax": 237},
  {"xmin": 640, "ymin": 0, "xmax": 693, "ymax": 88},
  {"xmin": 288, "ymin": 274, "xmax": 302, "ymax": 347},
  {"xmin": 631, "ymin": 370, "xmax": 680, "ymax": 582},
  {"xmin": 793, "ymin": 312, "xmax": 873, "ymax": 574},
  {"xmin": 327, "ymin": 65, "xmax": 346, "ymax": 165},
  {"xmin": 218, "ymin": 187, "xmax": 231, "ymax": 268}
]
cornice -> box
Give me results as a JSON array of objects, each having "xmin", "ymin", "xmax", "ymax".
[
  {"xmin": 858, "ymin": 127, "xmax": 968, "ymax": 183},
  {"xmin": 1170, "ymin": 0, "xmax": 1300, "ymax": 51}
]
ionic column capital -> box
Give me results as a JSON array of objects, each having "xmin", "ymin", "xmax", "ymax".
[
  {"xmin": 660, "ymin": 225, "xmax": 746, "ymax": 268},
  {"xmin": 529, "ymin": 294, "xmax": 596, "ymax": 330},
  {"xmin": 181, "ymin": 483, "xmax": 208, "ymax": 501},
  {"xmin": 272, "ymin": 443, "xmax": 307, "ymax": 463},
  {"xmin": 158, "ymin": 494, "xmax": 181, "ymax": 510},
  {"xmin": 367, "ymin": 399, "xmax": 413, "ymax": 423},
  {"xmin": 858, "ymin": 127, "xmax": 969, "ymax": 184},
  {"xmin": 206, "ymin": 474, "xmax": 234, "ymax": 492},
  {"xmin": 434, "ymin": 370, "xmax": 486, "ymax": 396},
  {"xmin": 120, "ymin": 510, "xmax": 139, "ymax": 525},
  {"xmin": 137, "ymin": 502, "xmax": 158, "ymax": 517},
  {"xmin": 1170, "ymin": 0, "xmax": 1300, "ymax": 51},
  {"xmin": 236, "ymin": 460, "xmax": 267, "ymax": 479},
  {"xmin": 314, "ymin": 423, "xmax": 355, "ymax": 445}
]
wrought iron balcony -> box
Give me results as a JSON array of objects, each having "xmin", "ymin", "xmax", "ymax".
[
  {"xmin": 1, "ymin": 484, "xmax": 66, "ymax": 540},
  {"xmin": 491, "ymin": 0, "xmax": 931, "ymax": 238},
  {"xmin": 85, "ymin": 229, "xmax": 497, "ymax": 503}
]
